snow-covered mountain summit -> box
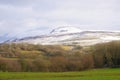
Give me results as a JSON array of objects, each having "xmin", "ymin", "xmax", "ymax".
[
  {"xmin": 50, "ymin": 26, "xmax": 82, "ymax": 35},
  {"xmin": 4, "ymin": 26, "xmax": 120, "ymax": 46}
]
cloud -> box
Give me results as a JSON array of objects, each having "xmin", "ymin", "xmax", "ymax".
[{"xmin": 0, "ymin": 0, "xmax": 120, "ymax": 42}]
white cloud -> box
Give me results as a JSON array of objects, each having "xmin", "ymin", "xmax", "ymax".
[{"xmin": 0, "ymin": 0, "xmax": 120, "ymax": 42}]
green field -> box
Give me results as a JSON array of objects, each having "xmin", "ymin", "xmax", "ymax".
[{"xmin": 0, "ymin": 68, "xmax": 120, "ymax": 80}]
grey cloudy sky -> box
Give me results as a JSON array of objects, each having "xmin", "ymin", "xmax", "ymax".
[{"xmin": 0, "ymin": 0, "xmax": 120, "ymax": 42}]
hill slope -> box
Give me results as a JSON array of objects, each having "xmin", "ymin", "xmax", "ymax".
[{"xmin": 5, "ymin": 26, "xmax": 120, "ymax": 46}]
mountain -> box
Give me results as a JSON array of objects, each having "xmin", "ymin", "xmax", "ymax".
[
  {"xmin": 4, "ymin": 26, "xmax": 120, "ymax": 46},
  {"xmin": 50, "ymin": 27, "xmax": 82, "ymax": 34}
]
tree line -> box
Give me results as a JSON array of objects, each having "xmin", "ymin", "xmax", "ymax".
[{"xmin": 0, "ymin": 41, "xmax": 120, "ymax": 72}]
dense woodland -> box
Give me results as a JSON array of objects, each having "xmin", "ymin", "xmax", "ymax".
[{"xmin": 0, "ymin": 41, "xmax": 120, "ymax": 72}]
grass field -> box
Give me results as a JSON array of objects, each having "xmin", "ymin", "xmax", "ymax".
[{"xmin": 0, "ymin": 68, "xmax": 120, "ymax": 80}]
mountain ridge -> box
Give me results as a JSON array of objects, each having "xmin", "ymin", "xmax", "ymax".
[{"xmin": 4, "ymin": 26, "xmax": 120, "ymax": 46}]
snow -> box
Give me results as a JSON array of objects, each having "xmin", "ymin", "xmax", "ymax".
[
  {"xmin": 50, "ymin": 26, "xmax": 82, "ymax": 35},
  {"xmin": 101, "ymin": 36, "xmax": 120, "ymax": 40},
  {"xmin": 6, "ymin": 26, "xmax": 120, "ymax": 46}
]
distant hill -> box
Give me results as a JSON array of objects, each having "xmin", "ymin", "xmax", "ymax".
[{"xmin": 4, "ymin": 26, "xmax": 120, "ymax": 46}]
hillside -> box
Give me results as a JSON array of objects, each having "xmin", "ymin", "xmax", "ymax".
[
  {"xmin": 5, "ymin": 27, "xmax": 120, "ymax": 46},
  {"xmin": 0, "ymin": 41, "xmax": 120, "ymax": 72}
]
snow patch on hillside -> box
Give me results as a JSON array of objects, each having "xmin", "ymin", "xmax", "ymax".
[
  {"xmin": 101, "ymin": 36, "xmax": 120, "ymax": 40},
  {"xmin": 50, "ymin": 26, "xmax": 82, "ymax": 35}
]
